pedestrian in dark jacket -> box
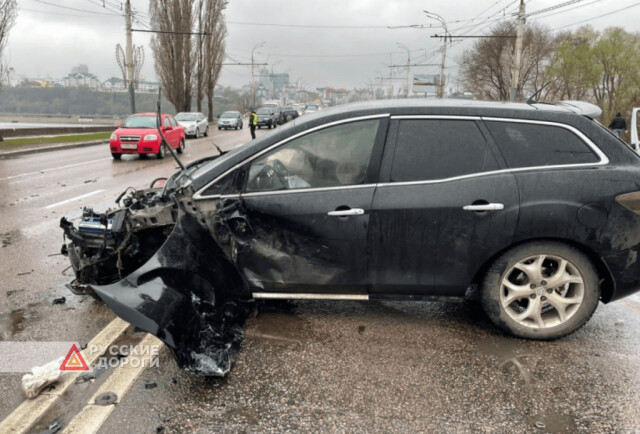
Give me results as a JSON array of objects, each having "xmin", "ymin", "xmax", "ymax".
[{"xmin": 609, "ymin": 112, "xmax": 628, "ymax": 138}]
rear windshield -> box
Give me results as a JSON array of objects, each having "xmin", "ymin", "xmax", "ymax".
[
  {"xmin": 175, "ymin": 114, "xmax": 196, "ymax": 121},
  {"xmin": 121, "ymin": 115, "xmax": 157, "ymax": 129}
]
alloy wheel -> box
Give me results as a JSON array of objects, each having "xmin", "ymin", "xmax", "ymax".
[{"xmin": 500, "ymin": 254, "xmax": 584, "ymax": 329}]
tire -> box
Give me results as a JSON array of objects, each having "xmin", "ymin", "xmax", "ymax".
[
  {"xmin": 481, "ymin": 241, "xmax": 599, "ymax": 340},
  {"xmin": 177, "ymin": 139, "xmax": 185, "ymax": 154},
  {"xmin": 195, "ymin": 128, "xmax": 201, "ymax": 139},
  {"xmin": 235, "ymin": 125, "xmax": 238, "ymax": 130},
  {"xmin": 218, "ymin": 127, "xmax": 222, "ymax": 131},
  {"xmin": 240, "ymin": 122, "xmax": 243, "ymax": 130},
  {"xmin": 204, "ymin": 127, "xmax": 209, "ymax": 137},
  {"xmin": 111, "ymin": 153, "xmax": 121, "ymax": 160},
  {"xmin": 157, "ymin": 144, "xmax": 166, "ymax": 159}
]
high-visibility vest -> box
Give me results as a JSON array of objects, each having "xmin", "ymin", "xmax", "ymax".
[{"xmin": 251, "ymin": 113, "xmax": 257, "ymax": 125}]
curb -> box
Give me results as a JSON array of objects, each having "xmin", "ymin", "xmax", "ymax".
[{"xmin": 0, "ymin": 140, "xmax": 107, "ymax": 158}]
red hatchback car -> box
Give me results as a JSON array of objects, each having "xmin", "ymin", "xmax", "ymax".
[{"xmin": 110, "ymin": 113, "xmax": 186, "ymax": 160}]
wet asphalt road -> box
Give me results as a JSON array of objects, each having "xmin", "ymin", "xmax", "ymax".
[{"xmin": 2, "ymin": 125, "xmax": 640, "ymax": 432}]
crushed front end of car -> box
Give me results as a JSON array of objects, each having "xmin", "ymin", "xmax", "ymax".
[{"xmin": 60, "ymin": 166, "xmax": 253, "ymax": 376}]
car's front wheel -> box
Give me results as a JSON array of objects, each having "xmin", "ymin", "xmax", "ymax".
[
  {"xmin": 481, "ymin": 241, "xmax": 599, "ymax": 340},
  {"xmin": 177, "ymin": 139, "xmax": 185, "ymax": 154},
  {"xmin": 157, "ymin": 144, "xmax": 166, "ymax": 159},
  {"xmin": 204, "ymin": 126, "xmax": 209, "ymax": 137}
]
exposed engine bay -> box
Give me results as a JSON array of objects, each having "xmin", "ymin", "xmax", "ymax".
[{"xmin": 60, "ymin": 153, "xmax": 254, "ymax": 377}]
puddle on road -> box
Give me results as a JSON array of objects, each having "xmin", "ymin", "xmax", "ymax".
[
  {"xmin": 244, "ymin": 301, "xmax": 312, "ymax": 345},
  {"xmin": 527, "ymin": 411, "xmax": 578, "ymax": 433},
  {"xmin": 1, "ymin": 229, "xmax": 21, "ymax": 248},
  {"xmin": 0, "ymin": 307, "xmax": 32, "ymax": 340},
  {"xmin": 475, "ymin": 336, "xmax": 541, "ymax": 385}
]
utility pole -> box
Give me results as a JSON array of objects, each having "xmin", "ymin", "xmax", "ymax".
[
  {"xmin": 124, "ymin": 0, "xmax": 135, "ymax": 113},
  {"xmin": 510, "ymin": 0, "xmax": 526, "ymax": 102},
  {"xmin": 424, "ymin": 11, "xmax": 449, "ymax": 99},
  {"xmin": 251, "ymin": 42, "xmax": 266, "ymax": 108},
  {"xmin": 396, "ymin": 43, "xmax": 410, "ymax": 98}
]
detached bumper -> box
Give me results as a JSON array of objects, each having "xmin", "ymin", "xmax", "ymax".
[{"xmin": 93, "ymin": 212, "xmax": 252, "ymax": 376}]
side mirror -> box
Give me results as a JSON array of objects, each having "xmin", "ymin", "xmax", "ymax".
[
  {"xmin": 115, "ymin": 125, "xmax": 120, "ymax": 129},
  {"xmin": 164, "ymin": 125, "xmax": 173, "ymax": 131}
]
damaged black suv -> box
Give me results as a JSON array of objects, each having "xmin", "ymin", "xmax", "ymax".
[{"xmin": 62, "ymin": 99, "xmax": 640, "ymax": 375}]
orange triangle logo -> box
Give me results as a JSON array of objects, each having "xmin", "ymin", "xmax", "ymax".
[{"xmin": 59, "ymin": 344, "xmax": 89, "ymax": 371}]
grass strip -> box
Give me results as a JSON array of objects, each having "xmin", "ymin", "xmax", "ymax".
[{"xmin": 1, "ymin": 132, "xmax": 111, "ymax": 147}]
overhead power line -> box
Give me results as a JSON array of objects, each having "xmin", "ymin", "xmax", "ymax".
[
  {"xmin": 525, "ymin": 0, "xmax": 586, "ymax": 17},
  {"xmin": 551, "ymin": 0, "xmax": 640, "ymax": 30},
  {"xmin": 31, "ymin": 0, "xmax": 118, "ymax": 15}
]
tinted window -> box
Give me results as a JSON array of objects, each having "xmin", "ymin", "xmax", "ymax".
[
  {"xmin": 390, "ymin": 119, "xmax": 495, "ymax": 182},
  {"xmin": 169, "ymin": 117, "xmax": 178, "ymax": 127},
  {"xmin": 246, "ymin": 119, "xmax": 380, "ymax": 192},
  {"xmin": 201, "ymin": 170, "xmax": 239, "ymax": 196},
  {"xmin": 486, "ymin": 121, "xmax": 599, "ymax": 168}
]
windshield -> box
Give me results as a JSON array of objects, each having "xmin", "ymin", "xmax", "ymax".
[
  {"xmin": 257, "ymin": 108, "xmax": 270, "ymax": 115},
  {"xmin": 221, "ymin": 112, "xmax": 238, "ymax": 119},
  {"xmin": 175, "ymin": 114, "xmax": 196, "ymax": 121},
  {"xmin": 121, "ymin": 115, "xmax": 157, "ymax": 129}
]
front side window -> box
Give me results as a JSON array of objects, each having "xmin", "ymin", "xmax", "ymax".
[
  {"xmin": 246, "ymin": 119, "xmax": 380, "ymax": 193},
  {"xmin": 390, "ymin": 119, "xmax": 496, "ymax": 182},
  {"xmin": 163, "ymin": 117, "xmax": 171, "ymax": 129},
  {"xmin": 485, "ymin": 121, "xmax": 600, "ymax": 168}
]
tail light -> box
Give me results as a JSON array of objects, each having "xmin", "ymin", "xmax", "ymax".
[{"xmin": 616, "ymin": 192, "xmax": 640, "ymax": 215}]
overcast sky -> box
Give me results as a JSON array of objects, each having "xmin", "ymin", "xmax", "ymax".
[{"xmin": 6, "ymin": 0, "xmax": 640, "ymax": 91}]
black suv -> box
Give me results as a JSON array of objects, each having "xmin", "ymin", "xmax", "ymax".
[
  {"xmin": 256, "ymin": 107, "xmax": 277, "ymax": 129},
  {"xmin": 62, "ymin": 99, "xmax": 640, "ymax": 375}
]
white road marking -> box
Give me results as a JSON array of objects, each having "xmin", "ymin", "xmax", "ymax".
[
  {"xmin": 0, "ymin": 158, "xmax": 111, "ymax": 181},
  {"xmin": 44, "ymin": 189, "xmax": 105, "ymax": 209},
  {"xmin": 0, "ymin": 318, "xmax": 131, "ymax": 434},
  {"xmin": 62, "ymin": 334, "xmax": 163, "ymax": 434}
]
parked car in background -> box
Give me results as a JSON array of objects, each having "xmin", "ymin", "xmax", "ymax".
[
  {"xmin": 256, "ymin": 107, "xmax": 277, "ymax": 129},
  {"xmin": 274, "ymin": 106, "xmax": 285, "ymax": 125},
  {"xmin": 218, "ymin": 111, "xmax": 243, "ymax": 130},
  {"xmin": 176, "ymin": 112, "xmax": 209, "ymax": 138},
  {"xmin": 281, "ymin": 106, "xmax": 300, "ymax": 123},
  {"xmin": 109, "ymin": 113, "xmax": 185, "ymax": 160}
]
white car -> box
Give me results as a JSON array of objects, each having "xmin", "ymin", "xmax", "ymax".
[{"xmin": 175, "ymin": 112, "xmax": 209, "ymax": 138}]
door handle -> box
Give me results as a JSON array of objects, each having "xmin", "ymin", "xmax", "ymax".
[
  {"xmin": 463, "ymin": 203, "xmax": 504, "ymax": 211},
  {"xmin": 327, "ymin": 208, "xmax": 365, "ymax": 217}
]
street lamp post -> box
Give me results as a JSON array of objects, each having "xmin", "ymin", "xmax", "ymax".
[
  {"xmin": 424, "ymin": 11, "xmax": 449, "ymax": 99},
  {"xmin": 251, "ymin": 41, "xmax": 266, "ymax": 108},
  {"xmin": 396, "ymin": 42, "xmax": 410, "ymax": 98}
]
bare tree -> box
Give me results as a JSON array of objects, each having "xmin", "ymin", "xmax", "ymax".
[
  {"xmin": 194, "ymin": 0, "xmax": 226, "ymax": 121},
  {"xmin": 149, "ymin": 0, "xmax": 195, "ymax": 112},
  {"xmin": 0, "ymin": 0, "xmax": 17, "ymax": 91},
  {"xmin": 460, "ymin": 21, "xmax": 555, "ymax": 101}
]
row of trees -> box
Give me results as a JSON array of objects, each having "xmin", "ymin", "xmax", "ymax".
[
  {"xmin": 150, "ymin": 0, "xmax": 226, "ymax": 121},
  {"xmin": 460, "ymin": 23, "xmax": 640, "ymax": 123},
  {"xmin": 0, "ymin": 0, "xmax": 17, "ymax": 91}
]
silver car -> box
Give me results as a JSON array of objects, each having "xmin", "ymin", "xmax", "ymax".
[
  {"xmin": 218, "ymin": 111, "xmax": 244, "ymax": 130},
  {"xmin": 175, "ymin": 112, "xmax": 209, "ymax": 138}
]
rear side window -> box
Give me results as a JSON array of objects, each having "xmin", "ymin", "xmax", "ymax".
[
  {"xmin": 485, "ymin": 121, "xmax": 599, "ymax": 168},
  {"xmin": 390, "ymin": 119, "xmax": 497, "ymax": 182}
]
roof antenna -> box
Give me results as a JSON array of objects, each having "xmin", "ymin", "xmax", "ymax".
[
  {"xmin": 526, "ymin": 81, "xmax": 551, "ymax": 105},
  {"xmin": 156, "ymin": 87, "xmax": 186, "ymax": 171}
]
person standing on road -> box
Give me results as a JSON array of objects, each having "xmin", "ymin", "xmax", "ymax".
[
  {"xmin": 250, "ymin": 109, "xmax": 257, "ymax": 140},
  {"xmin": 609, "ymin": 112, "xmax": 628, "ymax": 138}
]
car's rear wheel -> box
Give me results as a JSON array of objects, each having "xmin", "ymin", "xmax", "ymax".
[
  {"xmin": 177, "ymin": 139, "xmax": 185, "ymax": 154},
  {"xmin": 157, "ymin": 145, "xmax": 166, "ymax": 159},
  {"xmin": 111, "ymin": 153, "xmax": 121, "ymax": 160},
  {"xmin": 481, "ymin": 241, "xmax": 599, "ymax": 340}
]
